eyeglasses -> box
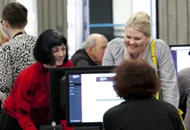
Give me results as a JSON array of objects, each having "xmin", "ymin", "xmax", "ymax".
[{"xmin": 0, "ymin": 20, "xmax": 4, "ymax": 26}]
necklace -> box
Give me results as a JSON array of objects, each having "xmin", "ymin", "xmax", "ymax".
[{"xmin": 13, "ymin": 31, "xmax": 26, "ymax": 38}]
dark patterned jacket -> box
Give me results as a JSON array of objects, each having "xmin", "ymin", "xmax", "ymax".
[{"xmin": 0, "ymin": 34, "xmax": 37, "ymax": 96}]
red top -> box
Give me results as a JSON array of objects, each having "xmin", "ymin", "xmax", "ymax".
[{"xmin": 3, "ymin": 60, "xmax": 73, "ymax": 130}]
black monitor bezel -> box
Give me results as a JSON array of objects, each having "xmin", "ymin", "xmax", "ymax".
[
  {"xmin": 49, "ymin": 66, "xmax": 115, "ymax": 122},
  {"xmin": 169, "ymin": 44, "xmax": 190, "ymax": 48},
  {"xmin": 169, "ymin": 44, "xmax": 190, "ymax": 56},
  {"xmin": 64, "ymin": 66, "xmax": 116, "ymax": 127}
]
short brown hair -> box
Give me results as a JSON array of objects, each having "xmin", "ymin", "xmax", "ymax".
[
  {"xmin": 113, "ymin": 59, "xmax": 160, "ymax": 100},
  {"xmin": 2, "ymin": 2, "xmax": 28, "ymax": 29}
]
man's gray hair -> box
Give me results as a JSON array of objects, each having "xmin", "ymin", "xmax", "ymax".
[{"xmin": 83, "ymin": 37, "xmax": 96, "ymax": 49}]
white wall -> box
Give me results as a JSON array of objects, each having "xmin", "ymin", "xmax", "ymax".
[
  {"xmin": 132, "ymin": 0, "xmax": 157, "ymax": 39},
  {"xmin": 16, "ymin": 0, "xmax": 38, "ymax": 37},
  {"xmin": 112, "ymin": 0, "xmax": 131, "ymax": 37},
  {"xmin": 113, "ymin": 0, "xmax": 132, "ymax": 24},
  {"xmin": 112, "ymin": 0, "xmax": 157, "ymax": 39},
  {"xmin": 67, "ymin": 0, "xmax": 84, "ymax": 58}
]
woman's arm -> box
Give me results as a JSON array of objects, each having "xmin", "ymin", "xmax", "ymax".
[
  {"xmin": 156, "ymin": 39, "xmax": 179, "ymax": 108},
  {"xmin": 16, "ymin": 74, "xmax": 37, "ymax": 130},
  {"xmin": 102, "ymin": 38, "xmax": 125, "ymax": 66}
]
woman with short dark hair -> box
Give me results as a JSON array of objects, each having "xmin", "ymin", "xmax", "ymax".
[
  {"xmin": 103, "ymin": 59, "xmax": 184, "ymax": 130},
  {"xmin": 0, "ymin": 29, "xmax": 73, "ymax": 130},
  {"xmin": 33, "ymin": 29, "xmax": 69, "ymax": 66}
]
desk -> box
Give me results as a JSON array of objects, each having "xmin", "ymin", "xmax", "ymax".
[{"xmin": 39, "ymin": 124, "xmax": 62, "ymax": 130}]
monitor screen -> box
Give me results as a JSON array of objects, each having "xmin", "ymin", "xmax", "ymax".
[
  {"xmin": 49, "ymin": 66, "xmax": 115, "ymax": 122},
  {"xmin": 170, "ymin": 45, "xmax": 190, "ymax": 72},
  {"xmin": 65, "ymin": 69, "xmax": 124, "ymax": 126}
]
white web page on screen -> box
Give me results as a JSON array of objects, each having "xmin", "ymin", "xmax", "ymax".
[
  {"xmin": 81, "ymin": 73, "xmax": 124, "ymax": 122},
  {"xmin": 176, "ymin": 50, "xmax": 190, "ymax": 72},
  {"xmin": 171, "ymin": 47, "xmax": 190, "ymax": 72}
]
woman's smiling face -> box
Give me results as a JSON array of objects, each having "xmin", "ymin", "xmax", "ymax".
[
  {"xmin": 124, "ymin": 27, "xmax": 150, "ymax": 58},
  {"xmin": 52, "ymin": 44, "xmax": 66, "ymax": 66}
]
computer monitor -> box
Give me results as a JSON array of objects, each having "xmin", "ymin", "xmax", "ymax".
[
  {"xmin": 170, "ymin": 45, "xmax": 190, "ymax": 72},
  {"xmin": 64, "ymin": 67, "xmax": 124, "ymax": 127},
  {"xmin": 49, "ymin": 67, "xmax": 71, "ymax": 122},
  {"xmin": 49, "ymin": 66, "xmax": 115, "ymax": 122}
]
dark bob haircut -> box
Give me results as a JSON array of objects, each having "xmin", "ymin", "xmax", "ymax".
[
  {"xmin": 113, "ymin": 59, "xmax": 160, "ymax": 100},
  {"xmin": 33, "ymin": 29, "xmax": 68, "ymax": 66},
  {"xmin": 2, "ymin": 2, "xmax": 28, "ymax": 29}
]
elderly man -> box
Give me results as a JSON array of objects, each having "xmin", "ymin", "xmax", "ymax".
[{"xmin": 71, "ymin": 33, "xmax": 108, "ymax": 66}]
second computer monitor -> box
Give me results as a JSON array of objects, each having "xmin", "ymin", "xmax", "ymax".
[{"xmin": 170, "ymin": 45, "xmax": 190, "ymax": 72}]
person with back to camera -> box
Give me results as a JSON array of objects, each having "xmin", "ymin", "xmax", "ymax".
[
  {"xmin": 102, "ymin": 11, "xmax": 179, "ymax": 108},
  {"xmin": 103, "ymin": 59, "xmax": 185, "ymax": 130},
  {"xmin": 0, "ymin": 2, "xmax": 37, "ymax": 99},
  {"xmin": 71, "ymin": 33, "xmax": 108, "ymax": 66},
  {"xmin": 178, "ymin": 67, "xmax": 190, "ymax": 130},
  {"xmin": 0, "ymin": 29, "xmax": 73, "ymax": 130}
]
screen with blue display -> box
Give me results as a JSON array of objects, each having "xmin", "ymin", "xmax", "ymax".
[
  {"xmin": 66, "ymin": 72, "xmax": 124, "ymax": 126},
  {"xmin": 170, "ymin": 45, "xmax": 190, "ymax": 72}
]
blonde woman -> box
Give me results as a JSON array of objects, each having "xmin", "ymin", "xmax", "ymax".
[{"xmin": 102, "ymin": 12, "xmax": 179, "ymax": 108}]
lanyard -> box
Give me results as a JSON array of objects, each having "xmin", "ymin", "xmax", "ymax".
[{"xmin": 13, "ymin": 31, "xmax": 25, "ymax": 38}]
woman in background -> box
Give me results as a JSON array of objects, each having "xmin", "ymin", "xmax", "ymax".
[
  {"xmin": 103, "ymin": 59, "xmax": 184, "ymax": 130},
  {"xmin": 0, "ymin": 29, "xmax": 73, "ymax": 130}
]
